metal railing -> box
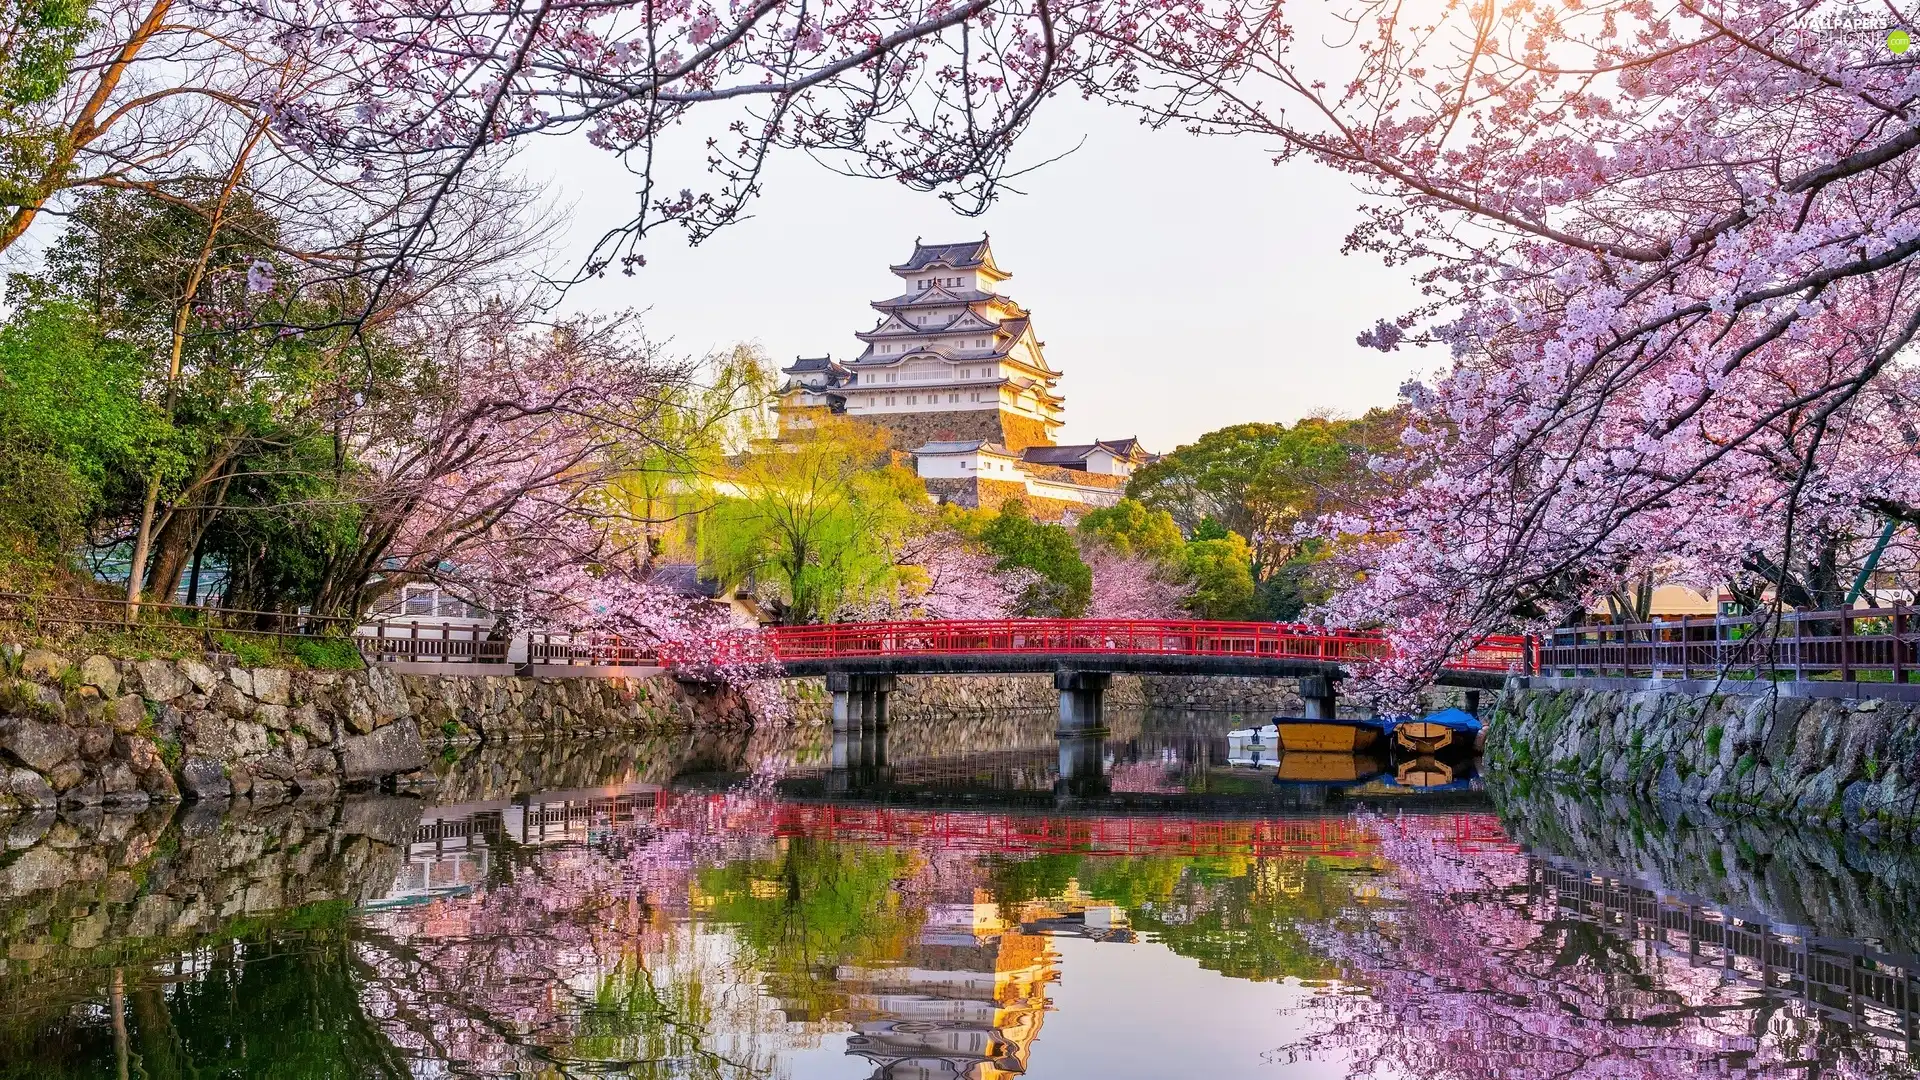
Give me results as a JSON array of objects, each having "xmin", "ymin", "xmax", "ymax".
[
  {"xmin": 1537, "ymin": 606, "xmax": 1918, "ymax": 682},
  {"xmin": 0, "ymin": 590, "xmax": 356, "ymax": 647}
]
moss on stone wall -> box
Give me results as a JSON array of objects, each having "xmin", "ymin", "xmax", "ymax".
[{"xmin": 1491, "ymin": 685, "xmax": 1920, "ymax": 838}]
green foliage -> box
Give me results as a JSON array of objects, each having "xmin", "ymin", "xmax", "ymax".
[
  {"xmin": 0, "ymin": 0, "xmax": 88, "ymax": 211},
  {"xmin": 213, "ymin": 632, "xmax": 278, "ymax": 668},
  {"xmin": 697, "ymin": 838, "xmax": 924, "ymax": 1017},
  {"xmin": 1125, "ymin": 412, "xmax": 1404, "ymax": 615},
  {"xmin": 156, "ymin": 735, "xmax": 182, "ymax": 771},
  {"xmin": 0, "ymin": 301, "xmax": 163, "ymax": 563},
  {"xmin": 1183, "ymin": 533, "xmax": 1258, "ymax": 619},
  {"xmin": 700, "ymin": 417, "xmax": 925, "ymax": 623},
  {"xmin": 291, "ymin": 636, "xmax": 364, "ymax": 671},
  {"xmin": 978, "ymin": 500, "xmax": 1091, "ymax": 617},
  {"xmin": 1076, "ymin": 498, "xmax": 1185, "ymax": 565},
  {"xmin": 1704, "ymin": 725, "xmax": 1724, "ymax": 758}
]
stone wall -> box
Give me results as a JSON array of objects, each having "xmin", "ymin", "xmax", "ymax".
[
  {"xmin": 847, "ymin": 407, "xmax": 1051, "ymax": 452},
  {"xmin": 1489, "ymin": 683, "xmax": 1920, "ymax": 837},
  {"xmin": 1494, "ymin": 779, "xmax": 1920, "ymax": 950},
  {"xmin": 0, "ymin": 646, "xmax": 756, "ymax": 812},
  {"xmin": 0, "ymin": 795, "xmax": 418, "ymax": 1012},
  {"xmin": 779, "ymin": 672, "xmax": 1309, "ymax": 721},
  {"xmin": 921, "ymin": 476, "xmax": 1086, "ymax": 521}
]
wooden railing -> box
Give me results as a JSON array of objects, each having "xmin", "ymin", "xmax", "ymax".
[
  {"xmin": 1537, "ymin": 606, "xmax": 1917, "ymax": 683},
  {"xmin": 525, "ymin": 631, "xmax": 656, "ymax": 667},
  {"xmin": 355, "ymin": 621, "xmax": 510, "ymax": 664}
]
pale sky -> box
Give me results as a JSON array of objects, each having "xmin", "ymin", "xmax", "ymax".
[{"xmin": 535, "ymin": 93, "xmax": 1437, "ymax": 453}]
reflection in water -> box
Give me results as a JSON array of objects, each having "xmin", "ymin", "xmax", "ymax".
[{"xmin": 0, "ymin": 717, "xmax": 1915, "ymax": 1077}]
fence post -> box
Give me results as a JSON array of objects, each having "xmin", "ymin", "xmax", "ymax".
[
  {"xmin": 1791, "ymin": 610, "xmax": 1803, "ymax": 682},
  {"xmin": 1894, "ymin": 599, "xmax": 1907, "ymax": 685},
  {"xmin": 1839, "ymin": 607, "xmax": 1853, "ymax": 683},
  {"xmin": 1679, "ymin": 616, "xmax": 1690, "ymax": 680}
]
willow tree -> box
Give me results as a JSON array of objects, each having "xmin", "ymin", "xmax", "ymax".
[{"xmin": 699, "ymin": 417, "xmax": 924, "ymax": 624}]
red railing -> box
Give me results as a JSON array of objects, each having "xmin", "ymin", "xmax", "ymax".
[
  {"xmin": 661, "ymin": 618, "xmax": 1531, "ymax": 676},
  {"xmin": 770, "ymin": 804, "xmax": 1521, "ymax": 857}
]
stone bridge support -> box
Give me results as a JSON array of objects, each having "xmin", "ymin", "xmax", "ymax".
[
  {"xmin": 1055, "ymin": 669, "xmax": 1110, "ymax": 735},
  {"xmin": 828, "ymin": 673, "xmax": 894, "ymax": 777},
  {"xmin": 1300, "ymin": 675, "xmax": 1338, "ymax": 719}
]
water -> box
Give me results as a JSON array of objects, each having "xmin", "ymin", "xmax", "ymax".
[{"xmin": 3, "ymin": 711, "xmax": 1917, "ymax": 1078}]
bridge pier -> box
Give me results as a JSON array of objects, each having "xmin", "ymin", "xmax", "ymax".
[
  {"xmin": 828, "ymin": 673, "xmax": 893, "ymax": 776},
  {"xmin": 1300, "ymin": 675, "xmax": 1338, "ymax": 719},
  {"xmin": 1055, "ymin": 669, "xmax": 1111, "ymax": 735},
  {"xmin": 1056, "ymin": 731, "xmax": 1111, "ymax": 798}
]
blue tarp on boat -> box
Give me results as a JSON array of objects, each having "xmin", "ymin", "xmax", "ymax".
[{"xmin": 1418, "ymin": 707, "xmax": 1482, "ymax": 734}]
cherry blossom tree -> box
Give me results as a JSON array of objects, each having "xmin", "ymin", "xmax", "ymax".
[
  {"xmin": 840, "ymin": 528, "xmax": 1039, "ymax": 620},
  {"xmin": 309, "ymin": 301, "xmax": 678, "ymax": 618},
  {"xmin": 1282, "ymin": 813, "xmax": 1909, "ymax": 1079},
  {"xmin": 235, "ymin": 0, "xmax": 1223, "ymax": 289},
  {"xmin": 1083, "ymin": 542, "xmax": 1191, "ymax": 619},
  {"xmin": 1070, "ymin": 0, "xmax": 1920, "ymax": 687}
]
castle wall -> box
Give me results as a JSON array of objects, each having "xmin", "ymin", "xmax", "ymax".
[{"xmin": 849, "ymin": 407, "xmax": 1046, "ymax": 452}]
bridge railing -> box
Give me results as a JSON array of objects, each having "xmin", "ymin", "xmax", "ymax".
[
  {"xmin": 525, "ymin": 631, "xmax": 657, "ymax": 668},
  {"xmin": 753, "ymin": 619, "xmax": 1394, "ymax": 663},
  {"xmin": 666, "ymin": 618, "xmax": 1534, "ymax": 675},
  {"xmin": 1537, "ymin": 605, "xmax": 1917, "ymax": 683}
]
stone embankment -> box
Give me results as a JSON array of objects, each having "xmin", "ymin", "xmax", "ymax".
[
  {"xmin": 0, "ymin": 795, "xmax": 419, "ymax": 1007},
  {"xmin": 1491, "ymin": 684, "xmax": 1920, "ymax": 837},
  {"xmin": 0, "ymin": 646, "xmax": 754, "ymax": 812},
  {"xmin": 1495, "ymin": 780, "xmax": 1920, "ymax": 950}
]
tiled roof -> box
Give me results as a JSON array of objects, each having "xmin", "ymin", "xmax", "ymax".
[
  {"xmin": 1020, "ymin": 444, "xmax": 1099, "ymax": 466},
  {"xmin": 1020, "ymin": 439, "xmax": 1146, "ymax": 467},
  {"xmin": 891, "ymin": 238, "xmax": 996, "ymax": 273},
  {"xmin": 782, "ymin": 355, "xmax": 846, "ymax": 374},
  {"xmin": 911, "ymin": 439, "xmax": 1015, "ymax": 456},
  {"xmin": 870, "ymin": 288, "xmax": 1007, "ymax": 310}
]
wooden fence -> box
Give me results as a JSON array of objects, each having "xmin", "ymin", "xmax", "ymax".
[{"xmin": 1537, "ymin": 605, "xmax": 1917, "ymax": 682}]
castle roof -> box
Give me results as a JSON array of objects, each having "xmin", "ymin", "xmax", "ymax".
[
  {"xmin": 782, "ymin": 355, "xmax": 847, "ymax": 375},
  {"xmin": 870, "ymin": 287, "xmax": 1022, "ymax": 313},
  {"xmin": 910, "ymin": 439, "xmax": 1017, "ymax": 457},
  {"xmin": 1020, "ymin": 439, "xmax": 1148, "ymax": 467},
  {"xmin": 891, "ymin": 237, "xmax": 1004, "ymax": 274}
]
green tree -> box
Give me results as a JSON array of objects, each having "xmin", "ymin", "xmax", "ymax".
[
  {"xmin": 700, "ymin": 417, "xmax": 925, "ymax": 623},
  {"xmin": 610, "ymin": 343, "xmax": 775, "ymax": 562},
  {"xmin": 1076, "ymin": 498, "xmax": 1185, "ymax": 565},
  {"xmin": 975, "ymin": 500, "xmax": 1091, "ymax": 617},
  {"xmin": 1184, "ymin": 533, "xmax": 1257, "ymax": 619},
  {"xmin": 0, "ymin": 0, "xmax": 88, "ymax": 215},
  {"xmin": 1126, "ymin": 412, "xmax": 1403, "ymax": 618},
  {"xmin": 0, "ymin": 301, "xmax": 163, "ymax": 571}
]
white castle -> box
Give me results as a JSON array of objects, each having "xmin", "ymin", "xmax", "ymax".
[{"xmin": 775, "ymin": 237, "xmax": 1149, "ymax": 517}]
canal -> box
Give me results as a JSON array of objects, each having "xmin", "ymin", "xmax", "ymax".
[{"xmin": 2, "ymin": 710, "xmax": 1916, "ymax": 1078}]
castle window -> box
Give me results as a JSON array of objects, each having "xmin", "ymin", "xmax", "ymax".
[
  {"xmin": 908, "ymin": 395, "xmax": 917, "ymax": 405},
  {"xmin": 948, "ymin": 393, "xmax": 959, "ymax": 403}
]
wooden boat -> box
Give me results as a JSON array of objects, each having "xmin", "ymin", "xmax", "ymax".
[
  {"xmin": 1274, "ymin": 750, "xmax": 1385, "ymax": 784},
  {"xmin": 1394, "ymin": 757, "xmax": 1455, "ymax": 788},
  {"xmin": 1394, "ymin": 707, "xmax": 1481, "ymax": 757},
  {"xmin": 1269, "ymin": 716, "xmax": 1388, "ymax": 754}
]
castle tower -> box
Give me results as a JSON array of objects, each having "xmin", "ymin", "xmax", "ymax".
[{"xmin": 839, "ymin": 237, "xmax": 1065, "ymax": 451}]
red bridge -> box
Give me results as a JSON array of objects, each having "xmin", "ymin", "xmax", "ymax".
[{"xmin": 664, "ymin": 618, "xmax": 1529, "ymax": 688}]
